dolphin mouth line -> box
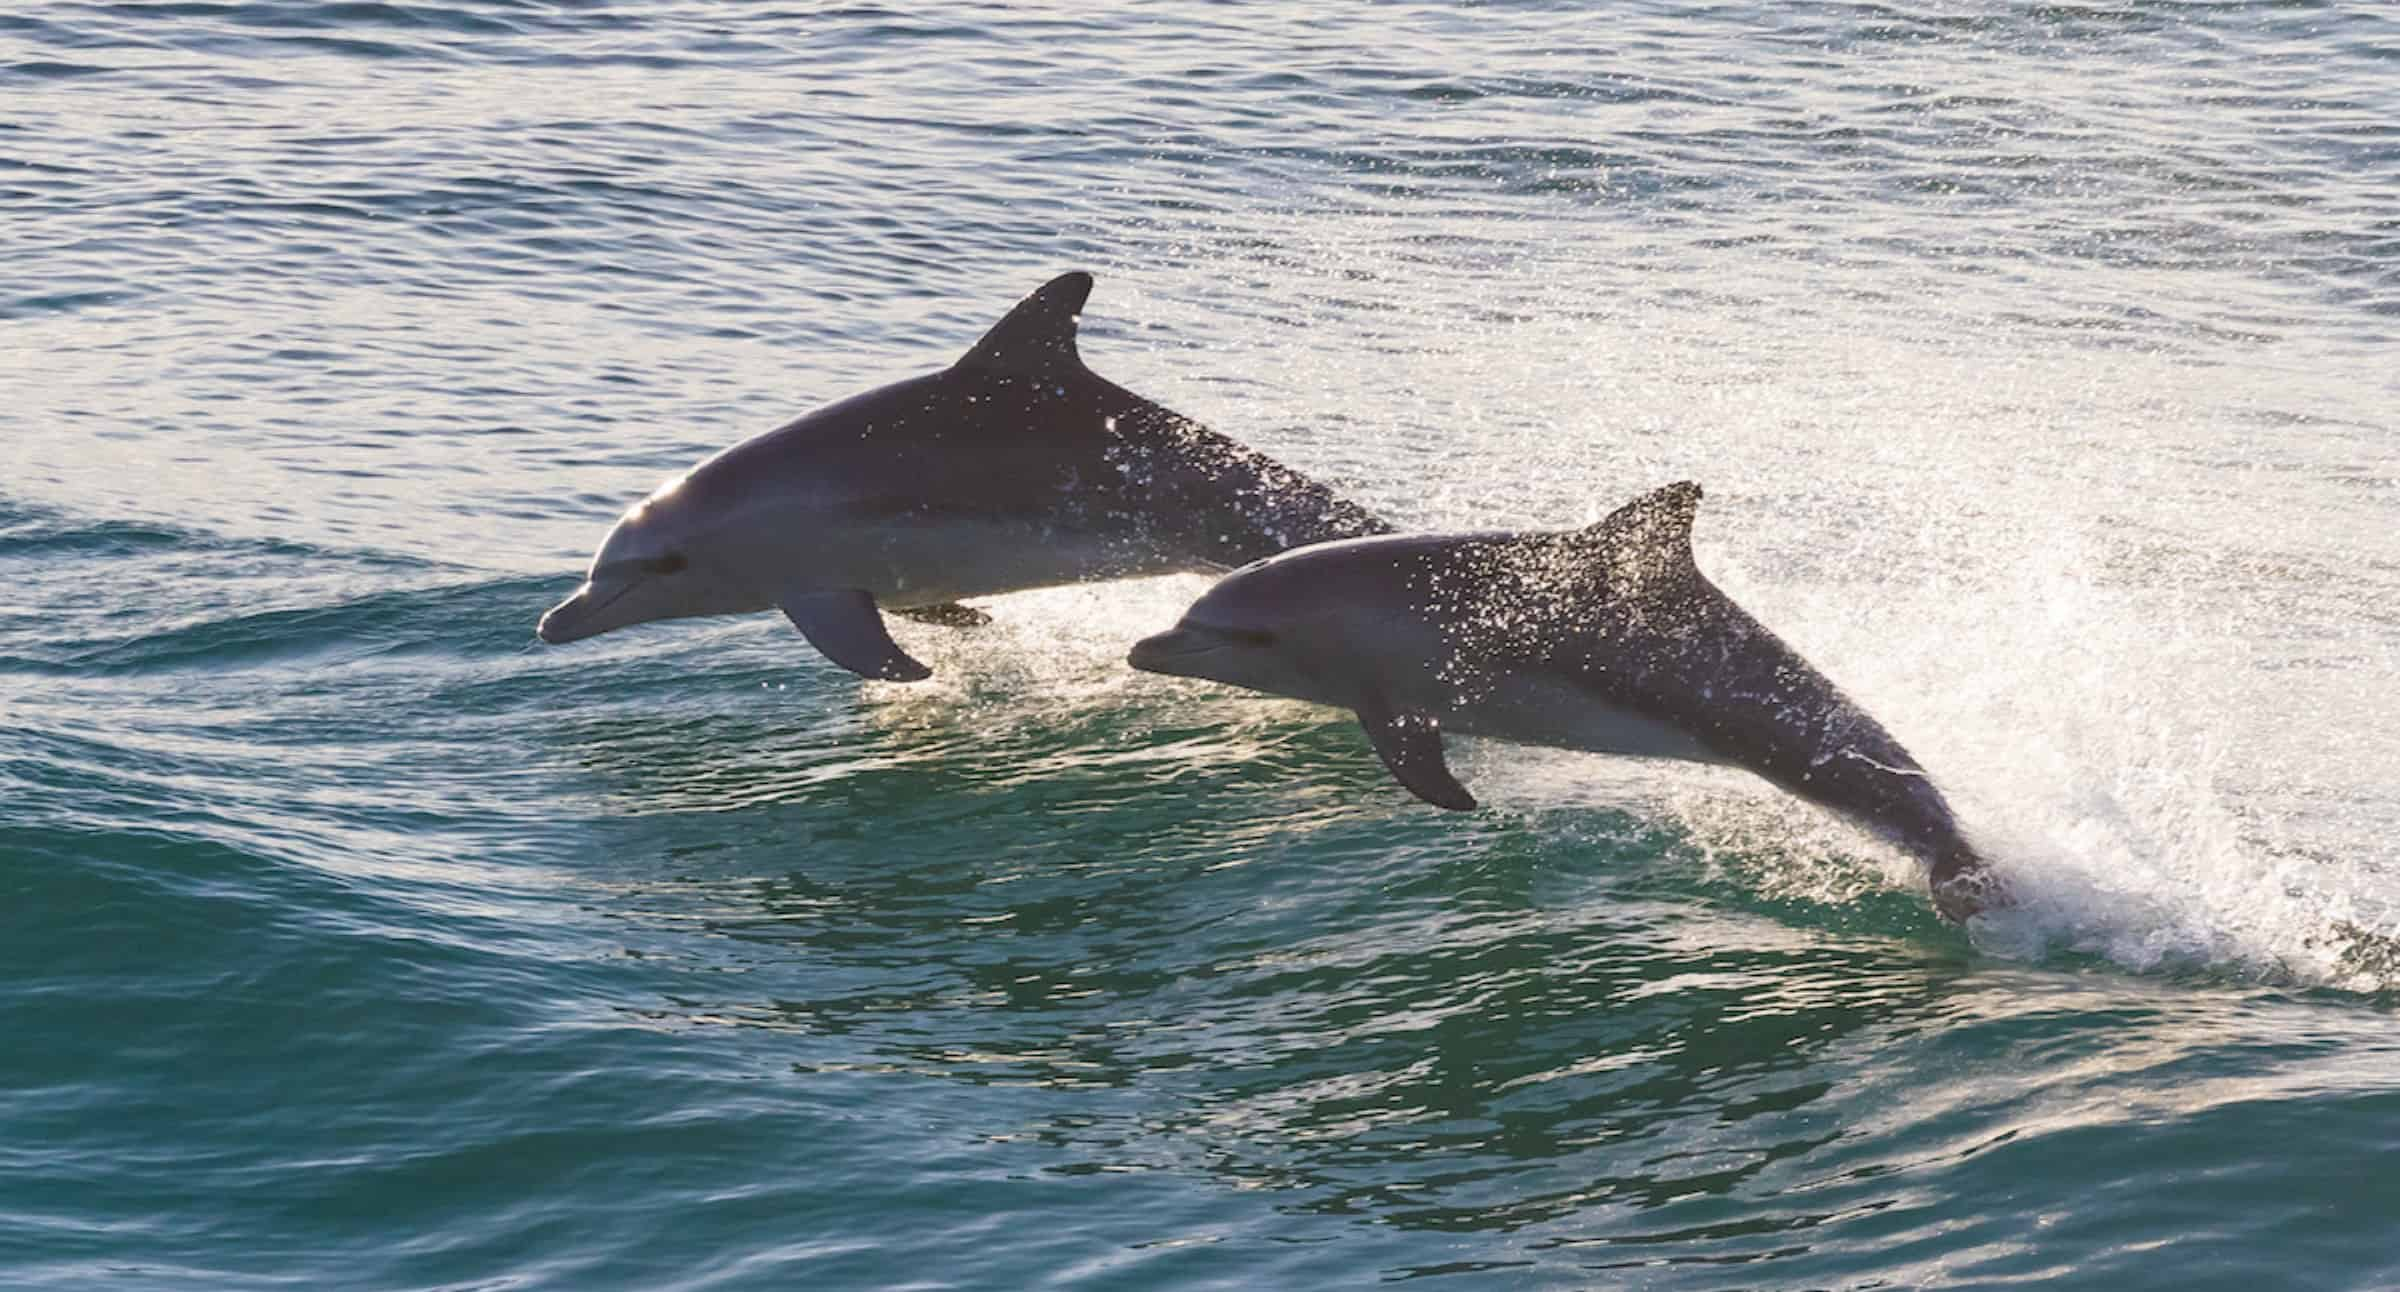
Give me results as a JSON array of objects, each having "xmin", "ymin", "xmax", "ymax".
[
  {"xmin": 1127, "ymin": 628, "xmax": 1230, "ymax": 674},
  {"xmin": 539, "ymin": 578, "xmax": 638, "ymax": 644}
]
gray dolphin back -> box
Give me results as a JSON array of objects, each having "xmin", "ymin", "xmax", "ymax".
[
  {"xmin": 960, "ymin": 271, "xmax": 1393, "ymax": 564},
  {"xmin": 712, "ymin": 271, "xmax": 1389, "ymax": 573}
]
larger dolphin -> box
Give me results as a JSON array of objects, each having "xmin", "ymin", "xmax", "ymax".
[
  {"xmin": 538, "ymin": 271, "xmax": 1389, "ymax": 679},
  {"xmin": 1128, "ymin": 482, "xmax": 2003, "ymax": 921}
]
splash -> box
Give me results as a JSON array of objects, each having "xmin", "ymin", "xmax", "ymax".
[{"xmin": 1099, "ymin": 240, "xmax": 2399, "ymax": 991}]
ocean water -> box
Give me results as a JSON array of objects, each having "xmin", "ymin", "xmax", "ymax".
[{"xmin": 6, "ymin": 0, "xmax": 2399, "ymax": 1286}]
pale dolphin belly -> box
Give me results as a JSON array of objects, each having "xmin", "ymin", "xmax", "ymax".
[
  {"xmin": 1444, "ymin": 675, "xmax": 1728, "ymax": 766},
  {"xmin": 746, "ymin": 517, "xmax": 1191, "ymax": 609}
]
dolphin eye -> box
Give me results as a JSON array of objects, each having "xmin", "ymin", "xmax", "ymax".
[{"xmin": 645, "ymin": 552, "xmax": 687, "ymax": 575}]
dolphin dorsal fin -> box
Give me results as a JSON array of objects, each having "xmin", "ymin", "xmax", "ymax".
[
  {"xmin": 1584, "ymin": 481, "xmax": 1703, "ymax": 570},
  {"xmin": 956, "ymin": 271, "xmax": 1095, "ymax": 376}
]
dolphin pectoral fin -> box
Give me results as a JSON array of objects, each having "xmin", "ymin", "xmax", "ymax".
[
  {"xmin": 778, "ymin": 589, "xmax": 933, "ymax": 682},
  {"xmin": 1357, "ymin": 698, "xmax": 1477, "ymax": 812},
  {"xmin": 891, "ymin": 601, "xmax": 992, "ymax": 629}
]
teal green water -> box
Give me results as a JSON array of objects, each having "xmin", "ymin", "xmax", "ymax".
[{"xmin": 6, "ymin": 2, "xmax": 2400, "ymax": 1287}]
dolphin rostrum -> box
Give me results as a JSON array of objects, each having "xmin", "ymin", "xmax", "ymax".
[
  {"xmin": 538, "ymin": 271, "xmax": 1390, "ymax": 679},
  {"xmin": 1128, "ymin": 482, "xmax": 2002, "ymax": 921}
]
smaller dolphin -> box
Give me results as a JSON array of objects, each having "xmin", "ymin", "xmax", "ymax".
[
  {"xmin": 1128, "ymin": 483, "xmax": 2002, "ymax": 921},
  {"xmin": 538, "ymin": 271, "xmax": 1388, "ymax": 679}
]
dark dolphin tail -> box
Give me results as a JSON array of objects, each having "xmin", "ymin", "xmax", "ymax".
[
  {"xmin": 1927, "ymin": 837, "xmax": 2009, "ymax": 924},
  {"xmin": 1203, "ymin": 439, "xmax": 1393, "ymax": 558},
  {"xmin": 1085, "ymin": 375, "xmax": 1393, "ymax": 565}
]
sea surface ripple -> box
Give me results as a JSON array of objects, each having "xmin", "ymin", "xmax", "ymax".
[{"xmin": 4, "ymin": 2, "xmax": 2398, "ymax": 1287}]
